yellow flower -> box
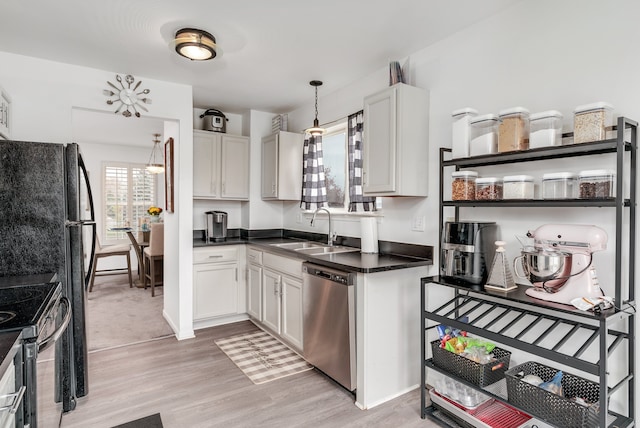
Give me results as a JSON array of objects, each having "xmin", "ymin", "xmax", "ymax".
[{"xmin": 147, "ymin": 206, "xmax": 163, "ymax": 216}]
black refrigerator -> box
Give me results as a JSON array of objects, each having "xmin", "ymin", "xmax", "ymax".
[{"xmin": 0, "ymin": 140, "xmax": 95, "ymax": 415}]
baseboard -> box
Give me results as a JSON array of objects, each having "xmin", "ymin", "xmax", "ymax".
[
  {"xmin": 193, "ymin": 313, "xmax": 249, "ymax": 331},
  {"xmin": 355, "ymin": 383, "xmax": 419, "ymax": 410},
  {"xmin": 163, "ymin": 309, "xmax": 195, "ymax": 340}
]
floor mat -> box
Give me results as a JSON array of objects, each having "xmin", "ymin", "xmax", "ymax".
[
  {"xmin": 215, "ymin": 330, "xmax": 313, "ymax": 384},
  {"xmin": 112, "ymin": 413, "xmax": 163, "ymax": 428}
]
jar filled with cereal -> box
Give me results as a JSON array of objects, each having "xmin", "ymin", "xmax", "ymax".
[
  {"xmin": 451, "ymin": 171, "xmax": 478, "ymax": 200},
  {"xmin": 498, "ymin": 107, "xmax": 530, "ymax": 153},
  {"xmin": 573, "ymin": 102, "xmax": 614, "ymax": 144},
  {"xmin": 475, "ymin": 177, "xmax": 503, "ymax": 200}
]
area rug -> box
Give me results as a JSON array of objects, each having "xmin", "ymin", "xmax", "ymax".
[
  {"xmin": 112, "ymin": 413, "xmax": 163, "ymax": 428},
  {"xmin": 215, "ymin": 330, "xmax": 313, "ymax": 384}
]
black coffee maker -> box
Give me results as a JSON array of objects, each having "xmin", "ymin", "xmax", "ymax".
[{"xmin": 441, "ymin": 221, "xmax": 498, "ymax": 286}]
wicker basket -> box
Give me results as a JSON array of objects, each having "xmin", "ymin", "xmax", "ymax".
[
  {"xmin": 505, "ymin": 361, "xmax": 600, "ymax": 428},
  {"xmin": 430, "ymin": 340, "xmax": 511, "ymax": 387}
]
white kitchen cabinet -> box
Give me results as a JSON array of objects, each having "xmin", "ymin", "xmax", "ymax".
[
  {"xmin": 193, "ymin": 246, "xmax": 247, "ymax": 328},
  {"xmin": 0, "ymin": 87, "xmax": 11, "ymax": 140},
  {"xmin": 246, "ymin": 248, "xmax": 263, "ymax": 321},
  {"xmin": 362, "ymin": 83, "xmax": 429, "ymax": 196},
  {"xmin": 193, "ymin": 130, "xmax": 250, "ymax": 200},
  {"xmin": 261, "ymin": 131, "xmax": 303, "ymax": 200},
  {"xmin": 254, "ymin": 251, "xmax": 304, "ymax": 352}
]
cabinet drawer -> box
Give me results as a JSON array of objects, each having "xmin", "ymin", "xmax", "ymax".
[
  {"xmin": 247, "ymin": 248, "xmax": 263, "ymax": 265},
  {"xmin": 263, "ymin": 252, "xmax": 302, "ymax": 278},
  {"xmin": 193, "ymin": 247, "xmax": 238, "ymax": 264}
]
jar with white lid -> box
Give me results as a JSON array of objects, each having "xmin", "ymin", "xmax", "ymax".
[
  {"xmin": 469, "ymin": 114, "xmax": 498, "ymax": 157},
  {"xmin": 451, "ymin": 108, "xmax": 478, "ymax": 159},
  {"xmin": 530, "ymin": 110, "xmax": 563, "ymax": 149},
  {"xmin": 573, "ymin": 102, "xmax": 614, "ymax": 144},
  {"xmin": 578, "ymin": 170, "xmax": 615, "ymax": 199},
  {"xmin": 542, "ymin": 172, "xmax": 576, "ymax": 199},
  {"xmin": 451, "ymin": 170, "xmax": 478, "ymax": 200},
  {"xmin": 475, "ymin": 177, "xmax": 503, "ymax": 200},
  {"xmin": 503, "ymin": 175, "xmax": 535, "ymax": 199},
  {"xmin": 498, "ymin": 107, "xmax": 530, "ymax": 153}
]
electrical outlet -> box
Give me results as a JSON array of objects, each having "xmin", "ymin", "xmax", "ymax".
[
  {"xmin": 412, "ymin": 215, "xmax": 425, "ymax": 232},
  {"xmin": 296, "ymin": 212, "xmax": 303, "ymax": 224}
]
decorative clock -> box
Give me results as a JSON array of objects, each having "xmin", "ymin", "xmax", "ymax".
[{"xmin": 103, "ymin": 74, "xmax": 151, "ymax": 117}]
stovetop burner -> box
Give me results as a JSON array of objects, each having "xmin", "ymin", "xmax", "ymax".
[
  {"xmin": 0, "ymin": 277, "xmax": 60, "ymax": 335},
  {"xmin": 0, "ymin": 287, "xmax": 47, "ymax": 307},
  {"xmin": 0, "ymin": 311, "xmax": 16, "ymax": 325}
]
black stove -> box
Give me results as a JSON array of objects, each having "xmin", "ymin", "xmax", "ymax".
[{"xmin": 0, "ymin": 274, "xmax": 61, "ymax": 340}]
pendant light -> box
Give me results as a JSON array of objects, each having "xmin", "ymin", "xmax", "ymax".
[
  {"xmin": 174, "ymin": 28, "xmax": 217, "ymax": 61},
  {"xmin": 304, "ymin": 80, "xmax": 325, "ymax": 136},
  {"xmin": 146, "ymin": 133, "xmax": 165, "ymax": 174}
]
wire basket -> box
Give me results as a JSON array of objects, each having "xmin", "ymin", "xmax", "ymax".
[
  {"xmin": 505, "ymin": 361, "xmax": 600, "ymax": 428},
  {"xmin": 430, "ymin": 340, "xmax": 511, "ymax": 387}
]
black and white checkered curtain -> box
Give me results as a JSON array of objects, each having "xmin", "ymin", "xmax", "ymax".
[
  {"xmin": 348, "ymin": 111, "xmax": 377, "ymax": 212},
  {"xmin": 300, "ymin": 135, "xmax": 328, "ymax": 210}
]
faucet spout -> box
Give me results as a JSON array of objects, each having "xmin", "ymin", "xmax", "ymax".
[{"xmin": 311, "ymin": 207, "xmax": 336, "ymax": 246}]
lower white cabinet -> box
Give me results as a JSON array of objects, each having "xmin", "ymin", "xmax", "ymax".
[
  {"xmin": 247, "ymin": 248, "xmax": 304, "ymax": 352},
  {"xmin": 193, "ymin": 246, "xmax": 247, "ymax": 328}
]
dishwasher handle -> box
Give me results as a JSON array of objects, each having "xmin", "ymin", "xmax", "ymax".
[{"xmin": 303, "ymin": 263, "xmax": 354, "ymax": 285}]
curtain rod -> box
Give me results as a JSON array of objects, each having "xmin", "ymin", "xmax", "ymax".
[{"xmin": 319, "ymin": 109, "xmax": 363, "ymax": 128}]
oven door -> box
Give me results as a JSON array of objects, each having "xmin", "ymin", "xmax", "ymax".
[{"xmin": 25, "ymin": 297, "xmax": 71, "ymax": 428}]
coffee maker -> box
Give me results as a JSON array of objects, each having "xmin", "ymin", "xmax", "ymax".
[
  {"xmin": 205, "ymin": 210, "xmax": 228, "ymax": 242},
  {"xmin": 441, "ymin": 221, "xmax": 498, "ymax": 286}
]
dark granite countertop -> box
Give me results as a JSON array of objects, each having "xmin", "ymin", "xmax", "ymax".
[{"xmin": 193, "ymin": 229, "xmax": 433, "ymax": 274}]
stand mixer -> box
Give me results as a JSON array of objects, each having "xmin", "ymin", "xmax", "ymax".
[{"xmin": 514, "ymin": 224, "xmax": 607, "ymax": 305}]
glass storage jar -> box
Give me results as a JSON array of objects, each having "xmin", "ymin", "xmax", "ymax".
[
  {"xmin": 498, "ymin": 107, "xmax": 530, "ymax": 153},
  {"xmin": 529, "ymin": 110, "xmax": 563, "ymax": 149},
  {"xmin": 573, "ymin": 102, "xmax": 614, "ymax": 144},
  {"xmin": 503, "ymin": 175, "xmax": 535, "ymax": 199},
  {"xmin": 451, "ymin": 107, "xmax": 478, "ymax": 159},
  {"xmin": 542, "ymin": 172, "xmax": 576, "ymax": 199},
  {"xmin": 469, "ymin": 114, "xmax": 498, "ymax": 157},
  {"xmin": 475, "ymin": 177, "xmax": 503, "ymax": 200},
  {"xmin": 451, "ymin": 170, "xmax": 478, "ymax": 200},
  {"xmin": 578, "ymin": 170, "xmax": 615, "ymax": 199}
]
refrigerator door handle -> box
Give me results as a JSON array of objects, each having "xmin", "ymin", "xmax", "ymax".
[
  {"xmin": 65, "ymin": 220, "xmax": 96, "ymax": 227},
  {"xmin": 79, "ymin": 153, "xmax": 97, "ymax": 289}
]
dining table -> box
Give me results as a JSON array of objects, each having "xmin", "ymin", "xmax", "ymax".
[{"xmin": 110, "ymin": 227, "xmax": 149, "ymax": 287}]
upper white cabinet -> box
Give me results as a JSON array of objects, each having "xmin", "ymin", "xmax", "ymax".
[
  {"xmin": 193, "ymin": 130, "xmax": 250, "ymax": 200},
  {"xmin": 363, "ymin": 83, "xmax": 429, "ymax": 196},
  {"xmin": 0, "ymin": 87, "xmax": 11, "ymax": 140},
  {"xmin": 261, "ymin": 131, "xmax": 303, "ymax": 200}
]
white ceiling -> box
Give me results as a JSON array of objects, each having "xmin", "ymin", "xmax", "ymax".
[{"xmin": 0, "ymin": 0, "xmax": 519, "ymax": 115}]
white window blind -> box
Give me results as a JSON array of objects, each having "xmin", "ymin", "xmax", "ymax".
[{"xmin": 103, "ymin": 163, "xmax": 156, "ymax": 241}]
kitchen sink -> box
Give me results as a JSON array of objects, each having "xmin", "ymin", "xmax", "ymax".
[
  {"xmin": 270, "ymin": 241, "xmax": 325, "ymax": 250},
  {"xmin": 295, "ymin": 246, "xmax": 360, "ymax": 256}
]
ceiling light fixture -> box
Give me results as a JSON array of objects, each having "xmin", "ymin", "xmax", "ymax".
[
  {"xmin": 146, "ymin": 133, "xmax": 165, "ymax": 174},
  {"xmin": 174, "ymin": 28, "xmax": 217, "ymax": 61},
  {"xmin": 304, "ymin": 80, "xmax": 325, "ymax": 137}
]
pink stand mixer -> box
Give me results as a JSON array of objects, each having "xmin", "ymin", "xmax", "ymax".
[{"xmin": 514, "ymin": 224, "xmax": 607, "ymax": 305}]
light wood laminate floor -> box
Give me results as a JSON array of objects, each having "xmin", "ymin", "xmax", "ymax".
[{"xmin": 57, "ymin": 320, "xmax": 437, "ymax": 428}]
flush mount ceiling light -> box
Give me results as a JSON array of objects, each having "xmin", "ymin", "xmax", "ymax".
[
  {"xmin": 304, "ymin": 80, "xmax": 326, "ymax": 137},
  {"xmin": 146, "ymin": 133, "xmax": 165, "ymax": 174},
  {"xmin": 174, "ymin": 28, "xmax": 217, "ymax": 61}
]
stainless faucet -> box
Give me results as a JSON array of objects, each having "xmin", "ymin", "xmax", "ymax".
[{"xmin": 311, "ymin": 207, "xmax": 337, "ymax": 246}]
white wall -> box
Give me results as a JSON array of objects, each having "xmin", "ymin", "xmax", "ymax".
[
  {"xmin": 286, "ymin": 0, "xmax": 639, "ymax": 414},
  {"xmin": 0, "ymin": 52, "xmax": 195, "ymax": 340}
]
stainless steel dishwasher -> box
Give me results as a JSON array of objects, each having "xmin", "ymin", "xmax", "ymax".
[{"xmin": 302, "ymin": 263, "xmax": 356, "ymax": 391}]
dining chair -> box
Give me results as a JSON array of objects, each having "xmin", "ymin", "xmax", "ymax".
[
  {"xmin": 143, "ymin": 223, "xmax": 164, "ymax": 297},
  {"xmin": 89, "ymin": 236, "xmax": 133, "ymax": 291}
]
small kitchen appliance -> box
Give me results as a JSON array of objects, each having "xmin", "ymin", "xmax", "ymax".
[
  {"xmin": 200, "ymin": 108, "xmax": 228, "ymax": 133},
  {"xmin": 205, "ymin": 210, "xmax": 228, "ymax": 242},
  {"xmin": 441, "ymin": 221, "xmax": 499, "ymax": 286},
  {"xmin": 514, "ymin": 224, "xmax": 607, "ymax": 305}
]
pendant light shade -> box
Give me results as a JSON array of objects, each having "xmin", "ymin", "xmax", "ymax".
[
  {"xmin": 304, "ymin": 80, "xmax": 325, "ymax": 136},
  {"xmin": 146, "ymin": 133, "xmax": 165, "ymax": 174},
  {"xmin": 174, "ymin": 28, "xmax": 217, "ymax": 61}
]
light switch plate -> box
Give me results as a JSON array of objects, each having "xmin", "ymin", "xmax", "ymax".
[
  {"xmin": 412, "ymin": 215, "xmax": 425, "ymax": 232},
  {"xmin": 296, "ymin": 212, "xmax": 303, "ymax": 224}
]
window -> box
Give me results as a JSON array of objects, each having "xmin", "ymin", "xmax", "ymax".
[
  {"xmin": 316, "ymin": 122, "xmax": 381, "ymax": 213},
  {"xmin": 103, "ymin": 162, "xmax": 156, "ymax": 241}
]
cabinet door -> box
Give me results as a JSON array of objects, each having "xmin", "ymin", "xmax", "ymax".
[
  {"xmin": 247, "ymin": 263, "xmax": 262, "ymax": 321},
  {"xmin": 281, "ymin": 275, "xmax": 303, "ymax": 351},
  {"xmin": 363, "ymin": 86, "xmax": 397, "ymax": 193},
  {"xmin": 193, "ymin": 132, "xmax": 220, "ymax": 198},
  {"xmin": 261, "ymin": 133, "xmax": 278, "ymax": 199},
  {"xmin": 193, "ymin": 262, "xmax": 238, "ymax": 320},
  {"xmin": 221, "ymin": 135, "xmax": 250, "ymax": 199},
  {"xmin": 261, "ymin": 268, "xmax": 281, "ymax": 333}
]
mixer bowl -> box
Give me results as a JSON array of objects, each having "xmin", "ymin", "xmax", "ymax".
[{"xmin": 516, "ymin": 249, "xmax": 572, "ymax": 292}]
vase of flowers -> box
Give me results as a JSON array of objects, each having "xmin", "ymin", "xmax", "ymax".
[{"xmin": 147, "ymin": 206, "xmax": 163, "ymax": 222}]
